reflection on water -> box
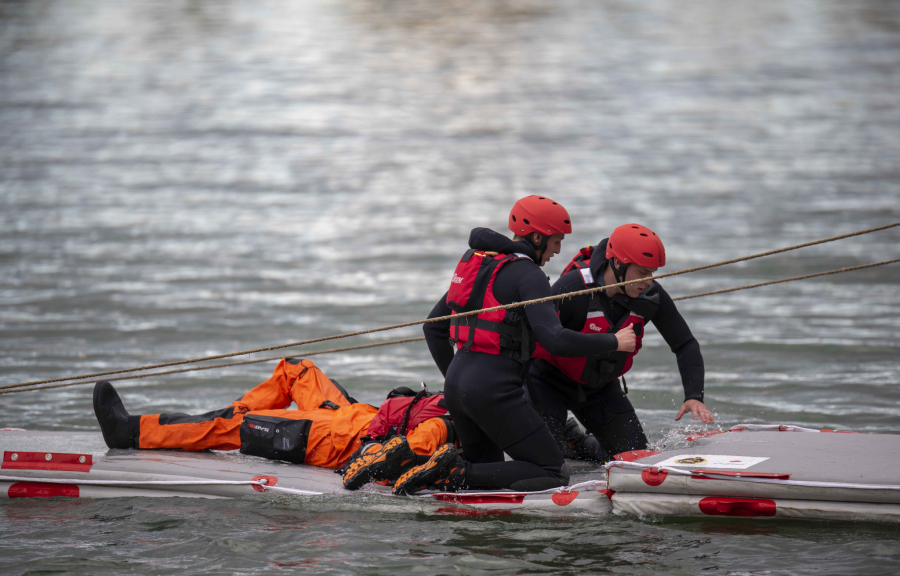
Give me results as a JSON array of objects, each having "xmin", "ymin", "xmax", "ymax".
[{"xmin": 1, "ymin": 0, "xmax": 899, "ymax": 574}]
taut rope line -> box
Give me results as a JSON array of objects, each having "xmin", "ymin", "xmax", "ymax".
[
  {"xmin": 0, "ymin": 337, "xmax": 426, "ymax": 394},
  {"xmin": 1, "ymin": 258, "xmax": 895, "ymax": 396},
  {"xmin": 671, "ymin": 259, "xmax": 900, "ymax": 301},
  {"xmin": 4, "ymin": 222, "xmax": 898, "ymax": 390}
]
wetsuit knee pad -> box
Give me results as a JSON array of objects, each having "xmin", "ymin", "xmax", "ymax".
[
  {"xmin": 239, "ymin": 414, "xmax": 312, "ymax": 464},
  {"xmin": 598, "ymin": 407, "xmax": 648, "ymax": 455},
  {"xmin": 509, "ymin": 463, "xmax": 570, "ymax": 492}
]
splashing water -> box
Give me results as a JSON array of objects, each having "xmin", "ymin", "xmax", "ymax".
[{"xmin": 648, "ymin": 424, "xmax": 727, "ymax": 452}]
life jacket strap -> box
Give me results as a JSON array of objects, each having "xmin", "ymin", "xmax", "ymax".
[
  {"xmin": 398, "ymin": 387, "xmax": 430, "ymax": 437},
  {"xmin": 449, "ymin": 316, "xmax": 524, "ymax": 348},
  {"xmin": 582, "ymin": 353, "xmax": 629, "ymax": 388},
  {"xmin": 449, "ymin": 314, "xmax": 531, "ymax": 362}
]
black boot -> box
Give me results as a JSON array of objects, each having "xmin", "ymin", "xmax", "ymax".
[
  {"xmin": 392, "ymin": 444, "xmax": 466, "ymax": 496},
  {"xmin": 563, "ymin": 418, "xmax": 609, "ymax": 464},
  {"xmin": 93, "ymin": 381, "xmax": 141, "ymax": 449}
]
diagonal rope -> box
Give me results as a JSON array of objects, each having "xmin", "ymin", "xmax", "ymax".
[
  {"xmin": 3, "ymin": 221, "xmax": 898, "ymax": 390},
  {"xmin": 671, "ymin": 258, "xmax": 900, "ymax": 301},
  {"xmin": 0, "ymin": 337, "xmax": 426, "ymax": 395},
  {"xmin": 1, "ymin": 258, "xmax": 897, "ymax": 396}
]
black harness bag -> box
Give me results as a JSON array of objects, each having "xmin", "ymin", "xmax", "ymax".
[{"xmin": 239, "ymin": 414, "xmax": 312, "ymax": 464}]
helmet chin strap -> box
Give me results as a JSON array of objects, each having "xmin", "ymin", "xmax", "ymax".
[
  {"xmin": 610, "ymin": 258, "xmax": 629, "ymax": 292},
  {"xmin": 532, "ymin": 233, "xmax": 550, "ymax": 263}
]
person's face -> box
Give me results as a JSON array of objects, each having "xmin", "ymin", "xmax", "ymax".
[
  {"xmin": 622, "ymin": 263, "xmax": 657, "ymax": 297},
  {"xmin": 539, "ymin": 233, "xmax": 565, "ymax": 266}
]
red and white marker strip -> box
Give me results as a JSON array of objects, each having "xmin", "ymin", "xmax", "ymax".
[
  {"xmin": 611, "ymin": 492, "xmax": 900, "ymax": 522},
  {"xmin": 0, "ymin": 474, "xmax": 321, "ymax": 498}
]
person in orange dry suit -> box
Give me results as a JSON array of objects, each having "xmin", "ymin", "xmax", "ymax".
[{"xmin": 92, "ymin": 358, "xmax": 452, "ymax": 486}]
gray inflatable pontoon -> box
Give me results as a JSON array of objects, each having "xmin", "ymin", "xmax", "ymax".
[
  {"xmin": 3, "ymin": 425, "xmax": 898, "ymax": 521},
  {"xmin": 607, "ymin": 424, "xmax": 900, "ymax": 522},
  {"xmin": 0, "ymin": 430, "xmax": 610, "ymax": 516}
]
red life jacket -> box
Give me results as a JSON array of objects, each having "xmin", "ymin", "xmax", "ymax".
[
  {"xmin": 533, "ymin": 253, "xmax": 654, "ymax": 387},
  {"xmin": 561, "ymin": 245, "xmax": 594, "ymax": 276},
  {"xmin": 366, "ymin": 394, "xmax": 448, "ymax": 439},
  {"xmin": 446, "ymin": 249, "xmax": 533, "ymax": 361}
]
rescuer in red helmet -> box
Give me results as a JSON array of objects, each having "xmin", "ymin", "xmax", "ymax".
[
  {"xmin": 383, "ymin": 196, "xmax": 635, "ymax": 496},
  {"xmin": 528, "ymin": 223, "xmax": 712, "ymax": 464}
]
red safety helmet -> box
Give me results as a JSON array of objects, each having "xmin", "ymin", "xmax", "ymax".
[
  {"xmin": 606, "ymin": 224, "xmax": 666, "ymax": 267},
  {"xmin": 508, "ymin": 196, "xmax": 572, "ymax": 237}
]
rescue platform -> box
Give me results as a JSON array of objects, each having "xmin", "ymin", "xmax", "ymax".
[
  {"xmin": 3, "ymin": 426, "xmax": 898, "ymax": 522},
  {"xmin": 607, "ymin": 425, "xmax": 900, "ymax": 522},
  {"xmin": 0, "ymin": 430, "xmax": 610, "ymax": 516}
]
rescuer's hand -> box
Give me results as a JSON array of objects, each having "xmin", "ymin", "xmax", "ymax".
[
  {"xmin": 615, "ymin": 324, "xmax": 636, "ymax": 352},
  {"xmin": 675, "ymin": 399, "xmax": 714, "ymax": 424}
]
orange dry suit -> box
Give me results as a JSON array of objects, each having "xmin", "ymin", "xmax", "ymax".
[{"xmin": 138, "ymin": 359, "xmax": 449, "ymax": 469}]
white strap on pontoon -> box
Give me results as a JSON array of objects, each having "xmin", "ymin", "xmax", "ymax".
[
  {"xmin": 260, "ymin": 484, "xmax": 323, "ymax": 496},
  {"xmin": 418, "ymin": 480, "xmax": 606, "ymax": 499},
  {"xmin": 0, "ymin": 475, "xmax": 321, "ymax": 496},
  {"xmin": 730, "ymin": 424, "xmax": 822, "ymax": 433},
  {"xmin": 605, "ymin": 461, "xmax": 900, "ymax": 491}
]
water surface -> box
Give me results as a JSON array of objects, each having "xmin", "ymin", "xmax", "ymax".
[{"xmin": 1, "ymin": 0, "xmax": 899, "ymax": 574}]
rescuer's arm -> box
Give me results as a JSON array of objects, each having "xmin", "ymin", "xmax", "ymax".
[
  {"xmin": 519, "ymin": 268, "xmax": 619, "ymax": 357},
  {"xmin": 650, "ymin": 285, "xmax": 713, "ymax": 424},
  {"xmin": 423, "ymin": 293, "xmax": 455, "ymax": 376}
]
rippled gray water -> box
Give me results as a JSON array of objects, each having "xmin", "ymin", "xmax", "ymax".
[{"xmin": 2, "ymin": 0, "xmax": 899, "ymax": 574}]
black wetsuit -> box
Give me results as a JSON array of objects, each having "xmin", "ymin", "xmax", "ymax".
[
  {"xmin": 528, "ymin": 239, "xmax": 705, "ymax": 459},
  {"xmin": 423, "ymin": 228, "xmax": 619, "ymax": 491}
]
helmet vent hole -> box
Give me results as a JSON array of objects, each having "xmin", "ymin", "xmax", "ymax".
[
  {"xmin": 552, "ymin": 202, "xmax": 558, "ymax": 205},
  {"xmin": 640, "ymin": 233, "xmax": 648, "ymax": 237},
  {"xmin": 564, "ymin": 219, "xmax": 570, "ymax": 224},
  {"xmin": 523, "ymin": 218, "xmax": 530, "ymax": 225},
  {"xmin": 512, "ymin": 215, "xmax": 517, "ymax": 222},
  {"xmin": 538, "ymin": 197, "xmax": 545, "ymax": 200},
  {"xmin": 643, "ymin": 252, "xmax": 653, "ymax": 258},
  {"xmin": 631, "ymin": 226, "xmax": 639, "ymax": 229}
]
